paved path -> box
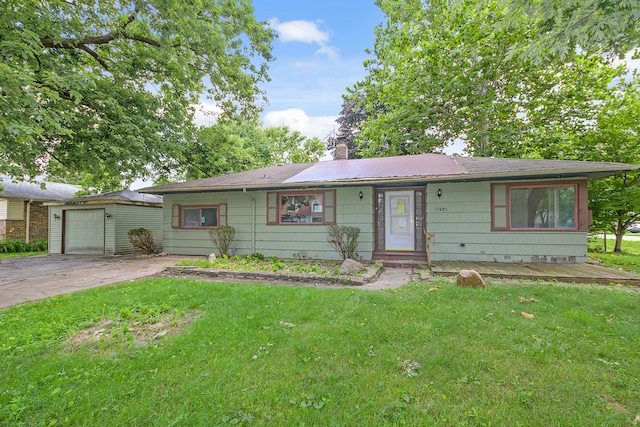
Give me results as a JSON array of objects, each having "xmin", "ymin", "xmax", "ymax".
[
  {"xmin": 0, "ymin": 255, "xmax": 185, "ymax": 309},
  {"xmin": 1, "ymin": 255, "xmax": 417, "ymax": 309}
]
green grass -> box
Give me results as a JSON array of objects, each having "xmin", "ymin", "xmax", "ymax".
[
  {"xmin": 588, "ymin": 237, "xmax": 640, "ymax": 274},
  {"xmin": 1, "ymin": 278, "xmax": 638, "ymax": 426},
  {"xmin": 0, "ymin": 251, "xmax": 47, "ymax": 259}
]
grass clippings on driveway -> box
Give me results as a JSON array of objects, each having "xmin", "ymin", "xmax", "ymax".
[{"xmin": 1, "ymin": 277, "xmax": 638, "ymax": 426}]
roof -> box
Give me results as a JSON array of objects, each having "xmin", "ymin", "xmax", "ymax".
[
  {"xmin": 0, "ymin": 176, "xmax": 80, "ymax": 201},
  {"xmin": 48, "ymin": 190, "xmax": 163, "ymax": 206},
  {"xmin": 138, "ymin": 154, "xmax": 639, "ymax": 195}
]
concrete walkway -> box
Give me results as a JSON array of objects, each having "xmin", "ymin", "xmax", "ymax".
[{"xmin": 0, "ymin": 255, "xmax": 185, "ymax": 309}]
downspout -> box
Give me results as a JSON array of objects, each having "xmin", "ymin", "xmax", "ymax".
[
  {"xmin": 25, "ymin": 199, "xmax": 33, "ymax": 244},
  {"xmin": 242, "ymin": 189, "xmax": 256, "ymax": 254}
]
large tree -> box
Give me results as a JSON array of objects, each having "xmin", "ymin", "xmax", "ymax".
[
  {"xmin": 344, "ymin": 0, "xmax": 627, "ymax": 158},
  {"xmin": 182, "ymin": 121, "xmax": 325, "ymax": 181},
  {"xmin": 0, "ymin": 0, "xmax": 274, "ymax": 191},
  {"xmin": 503, "ymin": 0, "xmax": 640, "ymax": 63},
  {"xmin": 572, "ymin": 80, "xmax": 640, "ymax": 252}
]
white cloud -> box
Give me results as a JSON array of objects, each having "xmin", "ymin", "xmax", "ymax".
[
  {"xmin": 315, "ymin": 45, "xmax": 340, "ymax": 61},
  {"xmin": 193, "ymin": 101, "xmax": 224, "ymax": 127},
  {"xmin": 262, "ymin": 108, "xmax": 337, "ymax": 140},
  {"xmin": 269, "ymin": 18, "xmax": 329, "ymax": 44},
  {"xmin": 269, "ymin": 18, "xmax": 339, "ymax": 61}
]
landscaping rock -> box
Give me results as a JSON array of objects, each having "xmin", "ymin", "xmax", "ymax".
[
  {"xmin": 208, "ymin": 253, "xmax": 216, "ymax": 263},
  {"xmin": 456, "ymin": 269, "xmax": 486, "ymax": 288},
  {"xmin": 339, "ymin": 259, "xmax": 365, "ymax": 275}
]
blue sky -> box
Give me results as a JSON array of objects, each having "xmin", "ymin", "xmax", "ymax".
[{"xmin": 196, "ymin": 1, "xmax": 385, "ymax": 141}]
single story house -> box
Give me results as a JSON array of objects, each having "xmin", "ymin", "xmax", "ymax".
[
  {"xmin": 138, "ymin": 147, "xmax": 637, "ymax": 263},
  {"xmin": 0, "ymin": 176, "xmax": 79, "ymax": 242},
  {"xmin": 47, "ymin": 190, "xmax": 163, "ymax": 255}
]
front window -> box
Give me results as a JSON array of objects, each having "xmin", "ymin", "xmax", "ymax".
[
  {"xmin": 181, "ymin": 206, "xmax": 218, "ymax": 228},
  {"xmin": 509, "ymin": 185, "xmax": 576, "ymax": 229},
  {"xmin": 279, "ymin": 193, "xmax": 324, "ymax": 223}
]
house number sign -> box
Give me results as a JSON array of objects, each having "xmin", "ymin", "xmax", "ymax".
[{"xmin": 435, "ymin": 207, "xmax": 448, "ymax": 212}]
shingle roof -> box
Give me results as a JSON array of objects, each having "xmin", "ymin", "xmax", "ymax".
[
  {"xmin": 50, "ymin": 190, "xmax": 162, "ymax": 206},
  {"xmin": 0, "ymin": 176, "xmax": 80, "ymax": 200},
  {"xmin": 138, "ymin": 154, "xmax": 639, "ymax": 195}
]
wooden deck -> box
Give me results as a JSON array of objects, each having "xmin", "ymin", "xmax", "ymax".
[{"xmin": 430, "ymin": 261, "xmax": 640, "ymax": 286}]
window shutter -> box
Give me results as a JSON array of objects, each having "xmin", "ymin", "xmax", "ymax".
[
  {"xmin": 266, "ymin": 192, "xmax": 278, "ymax": 225},
  {"xmin": 219, "ymin": 203, "xmax": 227, "ymax": 226},
  {"xmin": 171, "ymin": 205, "xmax": 180, "ymax": 229},
  {"xmin": 492, "ymin": 184, "xmax": 508, "ymax": 230},
  {"xmin": 323, "ymin": 190, "xmax": 336, "ymax": 224}
]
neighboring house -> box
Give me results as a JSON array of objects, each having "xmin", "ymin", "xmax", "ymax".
[
  {"xmin": 47, "ymin": 190, "xmax": 163, "ymax": 255},
  {"xmin": 0, "ymin": 176, "xmax": 79, "ymax": 242},
  {"xmin": 138, "ymin": 146, "xmax": 638, "ymax": 263}
]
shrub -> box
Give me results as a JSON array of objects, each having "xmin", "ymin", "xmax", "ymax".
[
  {"xmin": 127, "ymin": 228, "xmax": 157, "ymax": 254},
  {"xmin": 327, "ymin": 225, "xmax": 360, "ymax": 260},
  {"xmin": 208, "ymin": 225, "xmax": 236, "ymax": 257},
  {"xmin": 0, "ymin": 239, "xmax": 47, "ymax": 253}
]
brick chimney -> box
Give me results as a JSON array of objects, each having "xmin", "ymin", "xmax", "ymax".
[{"xmin": 334, "ymin": 136, "xmax": 348, "ymax": 160}]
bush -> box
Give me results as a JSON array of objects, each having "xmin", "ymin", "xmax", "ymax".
[
  {"xmin": 327, "ymin": 225, "xmax": 360, "ymax": 260},
  {"xmin": 0, "ymin": 239, "xmax": 47, "ymax": 253},
  {"xmin": 208, "ymin": 225, "xmax": 236, "ymax": 257},
  {"xmin": 127, "ymin": 228, "xmax": 157, "ymax": 254}
]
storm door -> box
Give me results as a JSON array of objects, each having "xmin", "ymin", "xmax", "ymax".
[{"xmin": 384, "ymin": 190, "xmax": 415, "ymax": 251}]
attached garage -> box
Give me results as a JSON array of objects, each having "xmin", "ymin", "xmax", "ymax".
[{"xmin": 47, "ymin": 190, "xmax": 163, "ymax": 256}]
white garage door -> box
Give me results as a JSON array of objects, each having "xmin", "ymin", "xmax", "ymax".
[{"xmin": 64, "ymin": 209, "xmax": 105, "ymax": 255}]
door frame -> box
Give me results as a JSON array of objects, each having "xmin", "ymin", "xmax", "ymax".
[{"xmin": 373, "ymin": 187, "xmax": 426, "ymax": 261}]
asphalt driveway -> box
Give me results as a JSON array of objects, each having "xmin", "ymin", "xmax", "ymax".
[{"xmin": 0, "ymin": 254, "xmax": 185, "ymax": 309}]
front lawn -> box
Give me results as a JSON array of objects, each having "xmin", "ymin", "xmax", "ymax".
[
  {"xmin": 1, "ymin": 278, "xmax": 638, "ymax": 425},
  {"xmin": 588, "ymin": 237, "xmax": 640, "ymax": 274}
]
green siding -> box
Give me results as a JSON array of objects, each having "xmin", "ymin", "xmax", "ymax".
[
  {"xmin": 48, "ymin": 204, "xmax": 162, "ymax": 255},
  {"xmin": 160, "ymin": 181, "xmax": 586, "ymax": 263},
  {"xmin": 113, "ymin": 205, "xmax": 163, "ymax": 255},
  {"xmin": 162, "ymin": 187, "xmax": 375, "ymax": 260},
  {"xmin": 425, "ymin": 181, "xmax": 587, "ymax": 263}
]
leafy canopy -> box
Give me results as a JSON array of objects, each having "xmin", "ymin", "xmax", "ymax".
[
  {"xmin": 181, "ymin": 121, "xmax": 325, "ymax": 181},
  {"xmin": 343, "ymin": 0, "xmax": 627, "ymax": 158},
  {"xmin": 0, "ymin": 0, "xmax": 275, "ymax": 191}
]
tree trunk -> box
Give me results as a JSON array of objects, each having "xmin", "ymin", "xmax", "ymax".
[{"xmin": 614, "ymin": 233, "xmax": 624, "ymax": 252}]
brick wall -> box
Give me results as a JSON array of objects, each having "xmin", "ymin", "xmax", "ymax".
[
  {"xmin": 28, "ymin": 202, "xmax": 49, "ymax": 242},
  {"xmin": 0, "ymin": 201, "xmax": 49, "ymax": 242}
]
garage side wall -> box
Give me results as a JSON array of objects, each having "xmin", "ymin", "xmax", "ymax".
[
  {"xmin": 48, "ymin": 205, "xmax": 63, "ymax": 254},
  {"xmin": 113, "ymin": 205, "xmax": 163, "ymax": 255}
]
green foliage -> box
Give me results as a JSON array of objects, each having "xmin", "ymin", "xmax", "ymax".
[
  {"xmin": 0, "ymin": 239, "xmax": 47, "ymax": 254},
  {"xmin": 208, "ymin": 225, "xmax": 236, "ymax": 257},
  {"xmin": 573, "ymin": 80, "xmax": 640, "ymax": 252},
  {"xmin": 327, "ymin": 225, "xmax": 361, "ymax": 260},
  {"xmin": 502, "ymin": 0, "xmax": 640, "ymax": 64},
  {"xmin": 127, "ymin": 228, "xmax": 157, "ymax": 255},
  {"xmin": 0, "ymin": 1, "xmax": 274, "ymax": 191},
  {"xmin": 0, "ymin": 278, "xmax": 638, "ymax": 425},
  {"xmin": 183, "ymin": 121, "xmax": 325, "ymax": 180},
  {"xmin": 346, "ymin": 0, "xmax": 627, "ymax": 158}
]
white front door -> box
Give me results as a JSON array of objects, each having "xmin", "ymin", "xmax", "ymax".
[{"xmin": 385, "ymin": 190, "xmax": 414, "ymax": 251}]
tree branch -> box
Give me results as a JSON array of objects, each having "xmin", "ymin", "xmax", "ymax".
[{"xmin": 77, "ymin": 45, "xmax": 109, "ymax": 70}]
